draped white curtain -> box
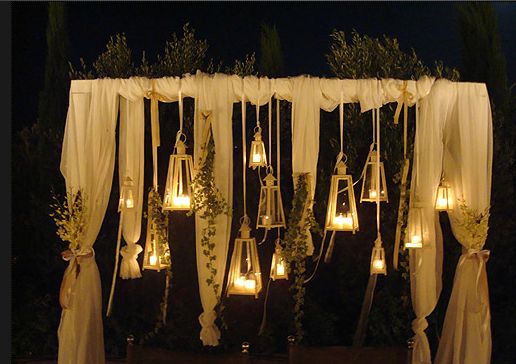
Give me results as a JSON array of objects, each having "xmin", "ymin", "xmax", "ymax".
[
  {"xmin": 435, "ymin": 81, "xmax": 493, "ymax": 364},
  {"xmin": 58, "ymin": 79, "xmax": 121, "ymax": 364}
]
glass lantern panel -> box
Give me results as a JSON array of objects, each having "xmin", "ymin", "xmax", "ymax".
[
  {"xmin": 163, "ymin": 155, "xmax": 193, "ymax": 211},
  {"xmin": 326, "ymin": 176, "xmax": 358, "ymax": 232},
  {"xmin": 257, "ymin": 187, "xmax": 286, "ymax": 228},
  {"xmin": 370, "ymin": 247, "xmax": 387, "ymax": 275},
  {"xmin": 361, "ymin": 159, "xmax": 388, "ymax": 202},
  {"xmin": 406, "ymin": 208, "xmax": 424, "ymax": 248},
  {"xmin": 227, "ymin": 237, "xmax": 263, "ymax": 297},
  {"xmin": 435, "ymin": 185, "xmax": 453, "ymax": 211}
]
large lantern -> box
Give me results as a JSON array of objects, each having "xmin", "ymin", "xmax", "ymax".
[
  {"xmin": 405, "ymin": 206, "xmax": 424, "ymax": 249},
  {"xmin": 163, "ymin": 134, "xmax": 194, "ymax": 211},
  {"xmin": 143, "ymin": 191, "xmax": 170, "ymax": 271},
  {"xmin": 360, "ymin": 150, "xmax": 388, "ymax": 203},
  {"xmin": 324, "ymin": 160, "xmax": 359, "ymax": 233},
  {"xmin": 226, "ymin": 217, "xmax": 263, "ymax": 298},
  {"xmin": 270, "ymin": 240, "xmax": 288, "ymax": 281},
  {"xmin": 119, "ymin": 176, "xmax": 136, "ymax": 211},
  {"xmin": 256, "ymin": 172, "xmax": 286, "ymax": 230},
  {"xmin": 248, "ymin": 126, "xmax": 267, "ymax": 169},
  {"xmin": 370, "ymin": 237, "xmax": 387, "ymax": 275},
  {"xmin": 435, "ymin": 178, "xmax": 453, "ymax": 211}
]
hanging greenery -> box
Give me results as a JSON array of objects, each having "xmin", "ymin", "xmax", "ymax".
[
  {"xmin": 49, "ymin": 189, "xmax": 87, "ymax": 253},
  {"xmin": 188, "ymin": 131, "xmax": 231, "ymax": 322},
  {"xmin": 281, "ymin": 173, "xmax": 322, "ymax": 343}
]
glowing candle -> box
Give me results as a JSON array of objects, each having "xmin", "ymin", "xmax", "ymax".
[
  {"xmin": 149, "ymin": 254, "xmax": 157, "ymax": 266},
  {"xmin": 252, "ymin": 153, "xmax": 262, "ymax": 163},
  {"xmin": 373, "ymin": 258, "xmax": 384, "ymax": 270},
  {"xmin": 369, "ymin": 189, "xmax": 377, "ymax": 199},
  {"xmin": 173, "ymin": 194, "xmax": 191, "ymax": 208},
  {"xmin": 244, "ymin": 278, "xmax": 256, "ymax": 290},
  {"xmin": 276, "ymin": 262, "xmax": 285, "ymax": 276},
  {"xmin": 261, "ymin": 215, "xmax": 271, "ymax": 226},
  {"xmin": 334, "ymin": 213, "xmax": 353, "ymax": 229},
  {"xmin": 125, "ymin": 198, "xmax": 134, "ymax": 209},
  {"xmin": 436, "ymin": 197, "xmax": 448, "ymax": 210}
]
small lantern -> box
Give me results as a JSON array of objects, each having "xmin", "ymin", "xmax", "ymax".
[
  {"xmin": 248, "ymin": 126, "xmax": 267, "ymax": 169},
  {"xmin": 370, "ymin": 237, "xmax": 387, "ymax": 275},
  {"xmin": 119, "ymin": 176, "xmax": 136, "ymax": 211},
  {"xmin": 405, "ymin": 206, "xmax": 424, "ymax": 249},
  {"xmin": 270, "ymin": 241, "xmax": 288, "ymax": 281},
  {"xmin": 256, "ymin": 172, "xmax": 286, "ymax": 230},
  {"xmin": 227, "ymin": 217, "xmax": 263, "ymax": 298},
  {"xmin": 435, "ymin": 178, "xmax": 453, "ymax": 211},
  {"xmin": 324, "ymin": 160, "xmax": 359, "ymax": 233},
  {"xmin": 143, "ymin": 192, "xmax": 170, "ymax": 271},
  {"xmin": 163, "ymin": 135, "xmax": 194, "ymax": 211},
  {"xmin": 360, "ymin": 150, "xmax": 388, "ymax": 203}
]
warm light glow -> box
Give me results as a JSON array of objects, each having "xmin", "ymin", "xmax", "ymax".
[
  {"xmin": 252, "ymin": 153, "xmax": 262, "ymax": 163},
  {"xmin": 125, "ymin": 198, "xmax": 134, "ymax": 209},
  {"xmin": 244, "ymin": 278, "xmax": 256, "ymax": 290},
  {"xmin": 406, "ymin": 234, "xmax": 423, "ymax": 249},
  {"xmin": 373, "ymin": 258, "xmax": 385, "ymax": 270},
  {"xmin": 369, "ymin": 189, "xmax": 377, "ymax": 199},
  {"xmin": 411, "ymin": 235, "xmax": 422, "ymax": 245},
  {"xmin": 276, "ymin": 262, "xmax": 285, "ymax": 276},
  {"xmin": 436, "ymin": 197, "xmax": 448, "ymax": 210},
  {"xmin": 149, "ymin": 254, "xmax": 157, "ymax": 266},
  {"xmin": 261, "ymin": 215, "xmax": 271, "ymax": 226},
  {"xmin": 173, "ymin": 195, "xmax": 191, "ymax": 208},
  {"xmin": 334, "ymin": 213, "xmax": 353, "ymax": 229},
  {"xmin": 235, "ymin": 276, "xmax": 245, "ymax": 288}
]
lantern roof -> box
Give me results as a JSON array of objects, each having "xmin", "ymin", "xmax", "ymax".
[{"xmin": 264, "ymin": 173, "xmax": 277, "ymax": 186}]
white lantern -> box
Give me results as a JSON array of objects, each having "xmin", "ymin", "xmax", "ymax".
[
  {"xmin": 248, "ymin": 127, "xmax": 267, "ymax": 169},
  {"xmin": 143, "ymin": 191, "xmax": 170, "ymax": 271},
  {"xmin": 435, "ymin": 178, "xmax": 453, "ymax": 211},
  {"xmin": 270, "ymin": 241, "xmax": 288, "ymax": 281},
  {"xmin": 163, "ymin": 135, "xmax": 194, "ymax": 211},
  {"xmin": 256, "ymin": 172, "xmax": 286, "ymax": 230},
  {"xmin": 405, "ymin": 206, "xmax": 424, "ymax": 249},
  {"xmin": 226, "ymin": 218, "xmax": 263, "ymax": 298},
  {"xmin": 324, "ymin": 160, "xmax": 359, "ymax": 233},
  {"xmin": 119, "ymin": 176, "xmax": 136, "ymax": 211},
  {"xmin": 360, "ymin": 150, "xmax": 388, "ymax": 203},
  {"xmin": 370, "ymin": 238, "xmax": 387, "ymax": 275}
]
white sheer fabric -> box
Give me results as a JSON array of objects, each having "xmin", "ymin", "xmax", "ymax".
[
  {"xmin": 58, "ymin": 79, "xmax": 121, "ymax": 364},
  {"xmin": 190, "ymin": 72, "xmax": 237, "ymax": 346},
  {"xmin": 435, "ymin": 82, "xmax": 493, "ymax": 364}
]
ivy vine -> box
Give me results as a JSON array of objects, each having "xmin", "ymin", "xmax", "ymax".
[{"xmin": 281, "ymin": 173, "xmax": 322, "ymax": 343}]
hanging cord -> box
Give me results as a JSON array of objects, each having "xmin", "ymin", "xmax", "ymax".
[
  {"xmin": 258, "ymin": 277, "xmax": 273, "ymax": 335},
  {"xmin": 107, "ymin": 212, "xmax": 124, "ymax": 317},
  {"xmin": 276, "ymin": 98, "xmax": 281, "ymax": 240},
  {"xmin": 376, "ymin": 108, "xmax": 381, "ymax": 235},
  {"xmin": 242, "ymin": 93, "xmax": 248, "ymax": 218},
  {"xmin": 259, "ymin": 97, "xmax": 274, "ymax": 245}
]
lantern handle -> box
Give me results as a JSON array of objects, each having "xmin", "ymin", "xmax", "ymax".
[
  {"xmin": 240, "ymin": 215, "xmax": 251, "ymax": 226},
  {"xmin": 175, "ymin": 130, "xmax": 187, "ymax": 145},
  {"xmin": 253, "ymin": 125, "xmax": 262, "ymax": 135}
]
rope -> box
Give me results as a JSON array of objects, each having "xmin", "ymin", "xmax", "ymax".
[
  {"xmin": 178, "ymin": 89, "xmax": 183, "ymax": 134},
  {"xmin": 242, "ymin": 93, "xmax": 247, "ymax": 217},
  {"xmin": 107, "ymin": 212, "xmax": 124, "ymax": 316},
  {"xmin": 339, "ymin": 91, "xmax": 344, "ymax": 156},
  {"xmin": 376, "ymin": 108, "xmax": 381, "ymax": 235},
  {"xmin": 268, "ymin": 96, "xmax": 272, "ymax": 167},
  {"xmin": 276, "ymin": 98, "xmax": 281, "ymax": 239}
]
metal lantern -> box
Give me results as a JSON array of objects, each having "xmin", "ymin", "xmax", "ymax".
[
  {"xmin": 248, "ymin": 127, "xmax": 267, "ymax": 169},
  {"xmin": 360, "ymin": 150, "xmax": 388, "ymax": 203},
  {"xmin": 324, "ymin": 160, "xmax": 359, "ymax": 233},
  {"xmin": 256, "ymin": 172, "xmax": 286, "ymax": 230},
  {"xmin": 435, "ymin": 178, "xmax": 453, "ymax": 211},
  {"xmin": 119, "ymin": 176, "xmax": 136, "ymax": 211},
  {"xmin": 163, "ymin": 135, "xmax": 194, "ymax": 211},
  {"xmin": 405, "ymin": 206, "xmax": 424, "ymax": 249},
  {"xmin": 143, "ymin": 191, "xmax": 170, "ymax": 271},
  {"xmin": 226, "ymin": 218, "xmax": 263, "ymax": 298},
  {"xmin": 270, "ymin": 241, "xmax": 288, "ymax": 281},
  {"xmin": 370, "ymin": 238, "xmax": 387, "ymax": 275}
]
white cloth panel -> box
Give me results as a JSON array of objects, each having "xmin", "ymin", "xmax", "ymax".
[
  {"xmin": 192, "ymin": 72, "xmax": 238, "ymax": 346},
  {"xmin": 407, "ymin": 80, "xmax": 450, "ymax": 364},
  {"xmin": 118, "ymin": 96, "xmax": 145, "ymax": 279},
  {"xmin": 435, "ymin": 82, "xmax": 493, "ymax": 364},
  {"xmin": 58, "ymin": 78, "xmax": 121, "ymax": 364}
]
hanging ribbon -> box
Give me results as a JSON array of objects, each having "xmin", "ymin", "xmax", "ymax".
[
  {"xmin": 242, "ymin": 92, "xmax": 248, "ymax": 218},
  {"xmin": 276, "ymin": 98, "xmax": 282, "ymax": 240},
  {"xmin": 107, "ymin": 212, "xmax": 124, "ymax": 317}
]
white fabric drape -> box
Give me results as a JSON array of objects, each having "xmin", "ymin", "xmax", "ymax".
[
  {"xmin": 191, "ymin": 72, "xmax": 237, "ymax": 346},
  {"xmin": 407, "ymin": 79, "xmax": 449, "ymax": 364},
  {"xmin": 118, "ymin": 95, "xmax": 145, "ymax": 279},
  {"xmin": 435, "ymin": 82, "xmax": 493, "ymax": 364},
  {"xmin": 58, "ymin": 79, "xmax": 121, "ymax": 364}
]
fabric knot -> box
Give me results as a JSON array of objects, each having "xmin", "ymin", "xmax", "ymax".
[
  {"xmin": 199, "ymin": 310, "xmax": 217, "ymax": 328},
  {"xmin": 465, "ymin": 248, "xmax": 490, "ymax": 262},
  {"xmin": 412, "ymin": 318, "xmax": 428, "ymax": 333},
  {"xmin": 120, "ymin": 243, "xmax": 142, "ymax": 280},
  {"xmin": 199, "ymin": 310, "xmax": 221, "ymax": 346}
]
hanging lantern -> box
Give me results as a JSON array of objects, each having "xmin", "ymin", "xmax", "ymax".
[
  {"xmin": 256, "ymin": 172, "xmax": 286, "ymax": 230},
  {"xmin": 270, "ymin": 241, "xmax": 288, "ymax": 281},
  {"xmin": 119, "ymin": 176, "xmax": 136, "ymax": 211},
  {"xmin": 248, "ymin": 126, "xmax": 267, "ymax": 169},
  {"xmin": 163, "ymin": 134, "xmax": 194, "ymax": 211},
  {"xmin": 360, "ymin": 149, "xmax": 388, "ymax": 203},
  {"xmin": 324, "ymin": 160, "xmax": 359, "ymax": 233},
  {"xmin": 143, "ymin": 191, "xmax": 170, "ymax": 271},
  {"xmin": 405, "ymin": 206, "xmax": 424, "ymax": 249},
  {"xmin": 370, "ymin": 237, "xmax": 387, "ymax": 275},
  {"xmin": 435, "ymin": 178, "xmax": 453, "ymax": 211},
  {"xmin": 226, "ymin": 217, "xmax": 263, "ymax": 298}
]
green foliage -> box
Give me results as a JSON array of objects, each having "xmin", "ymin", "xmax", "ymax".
[
  {"xmin": 259, "ymin": 24, "xmax": 285, "ymax": 77},
  {"xmin": 225, "ymin": 52, "xmax": 257, "ymax": 77},
  {"xmin": 94, "ymin": 33, "xmax": 135, "ymax": 78},
  {"xmin": 281, "ymin": 173, "xmax": 322, "ymax": 343},
  {"xmin": 146, "ymin": 189, "xmax": 171, "ymax": 267},
  {"xmin": 327, "ymin": 29, "xmax": 459, "ymax": 81},
  {"xmin": 49, "ymin": 189, "xmax": 87, "ymax": 253}
]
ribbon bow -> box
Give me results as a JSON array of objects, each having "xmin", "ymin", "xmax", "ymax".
[{"xmin": 393, "ymin": 80, "xmax": 414, "ymax": 125}]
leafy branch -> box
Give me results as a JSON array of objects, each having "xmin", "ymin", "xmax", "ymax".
[{"xmin": 49, "ymin": 189, "xmax": 87, "ymax": 253}]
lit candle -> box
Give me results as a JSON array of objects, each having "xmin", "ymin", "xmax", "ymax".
[
  {"xmin": 149, "ymin": 254, "xmax": 157, "ymax": 266},
  {"xmin": 261, "ymin": 215, "xmax": 271, "ymax": 226},
  {"xmin": 276, "ymin": 262, "xmax": 285, "ymax": 276},
  {"xmin": 252, "ymin": 153, "xmax": 262, "ymax": 163},
  {"xmin": 244, "ymin": 278, "xmax": 256, "ymax": 290},
  {"xmin": 411, "ymin": 235, "xmax": 422, "ymax": 246},
  {"xmin": 373, "ymin": 258, "xmax": 384, "ymax": 270},
  {"xmin": 125, "ymin": 198, "xmax": 134, "ymax": 209},
  {"xmin": 369, "ymin": 189, "xmax": 377, "ymax": 199},
  {"xmin": 436, "ymin": 197, "xmax": 448, "ymax": 210},
  {"xmin": 334, "ymin": 213, "xmax": 353, "ymax": 229},
  {"xmin": 173, "ymin": 194, "xmax": 191, "ymax": 208}
]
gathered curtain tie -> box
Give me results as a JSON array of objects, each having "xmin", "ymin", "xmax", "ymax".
[
  {"xmin": 198, "ymin": 310, "xmax": 221, "ymax": 346},
  {"xmin": 411, "ymin": 317, "xmax": 431, "ymax": 364},
  {"xmin": 393, "ymin": 81, "xmax": 414, "ymax": 125}
]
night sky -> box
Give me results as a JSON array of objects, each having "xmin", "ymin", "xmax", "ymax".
[{"xmin": 11, "ymin": 1, "xmax": 516, "ymax": 135}]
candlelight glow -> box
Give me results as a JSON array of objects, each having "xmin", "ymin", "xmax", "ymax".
[
  {"xmin": 406, "ymin": 234, "xmax": 423, "ymax": 248},
  {"xmin": 173, "ymin": 195, "xmax": 190, "ymax": 208},
  {"xmin": 369, "ymin": 189, "xmax": 377, "ymax": 199},
  {"xmin": 372, "ymin": 258, "xmax": 384, "ymax": 270},
  {"xmin": 436, "ymin": 196, "xmax": 448, "ymax": 210},
  {"xmin": 334, "ymin": 213, "xmax": 353, "ymax": 229},
  {"xmin": 125, "ymin": 198, "xmax": 134, "ymax": 209},
  {"xmin": 276, "ymin": 262, "xmax": 285, "ymax": 276},
  {"xmin": 149, "ymin": 254, "xmax": 157, "ymax": 266},
  {"xmin": 261, "ymin": 215, "xmax": 271, "ymax": 226},
  {"xmin": 244, "ymin": 278, "xmax": 256, "ymax": 290},
  {"xmin": 252, "ymin": 153, "xmax": 262, "ymax": 163}
]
